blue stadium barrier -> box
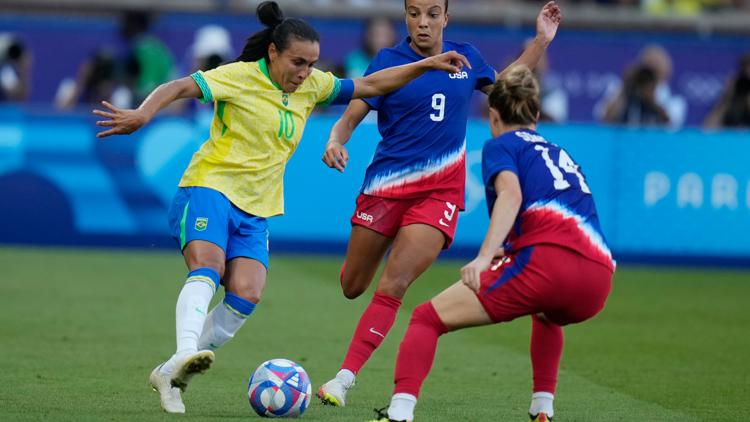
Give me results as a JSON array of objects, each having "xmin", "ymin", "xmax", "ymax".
[{"xmin": 1, "ymin": 106, "xmax": 748, "ymax": 265}]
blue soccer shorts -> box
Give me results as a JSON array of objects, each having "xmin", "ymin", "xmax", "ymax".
[{"xmin": 167, "ymin": 186, "xmax": 269, "ymax": 269}]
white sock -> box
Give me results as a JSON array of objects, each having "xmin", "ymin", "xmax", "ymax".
[
  {"xmin": 197, "ymin": 302, "xmax": 248, "ymax": 351},
  {"xmin": 388, "ymin": 393, "xmax": 417, "ymax": 421},
  {"xmin": 335, "ymin": 369, "xmax": 355, "ymax": 388},
  {"xmin": 160, "ymin": 279, "xmax": 215, "ymax": 374},
  {"xmin": 530, "ymin": 391, "xmax": 554, "ymax": 417}
]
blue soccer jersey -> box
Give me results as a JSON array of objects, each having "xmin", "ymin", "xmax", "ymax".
[
  {"xmin": 482, "ymin": 129, "xmax": 615, "ymax": 271},
  {"xmin": 361, "ymin": 38, "xmax": 496, "ymax": 209}
]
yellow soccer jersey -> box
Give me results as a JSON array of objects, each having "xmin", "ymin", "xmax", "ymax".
[{"xmin": 180, "ymin": 58, "xmax": 343, "ymax": 217}]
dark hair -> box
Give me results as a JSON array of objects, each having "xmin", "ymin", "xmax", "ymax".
[
  {"xmin": 488, "ymin": 66, "xmax": 540, "ymax": 126},
  {"xmin": 121, "ymin": 11, "xmax": 152, "ymax": 40},
  {"xmin": 625, "ymin": 65, "xmax": 658, "ymax": 99},
  {"xmin": 236, "ymin": 1, "xmax": 319, "ymax": 62},
  {"xmin": 404, "ymin": 0, "xmax": 449, "ymax": 12}
]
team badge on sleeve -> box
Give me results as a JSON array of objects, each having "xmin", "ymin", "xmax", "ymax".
[{"xmin": 195, "ymin": 217, "xmax": 209, "ymax": 231}]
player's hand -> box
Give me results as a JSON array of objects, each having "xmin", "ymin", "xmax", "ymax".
[
  {"xmin": 461, "ymin": 254, "xmax": 493, "ymax": 293},
  {"xmin": 536, "ymin": 1, "xmax": 562, "ymax": 45},
  {"xmin": 427, "ymin": 50, "xmax": 472, "ymax": 74},
  {"xmin": 93, "ymin": 101, "xmax": 149, "ymax": 138},
  {"xmin": 322, "ymin": 140, "xmax": 349, "ymax": 172}
]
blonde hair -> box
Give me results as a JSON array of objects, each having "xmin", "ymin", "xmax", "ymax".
[{"xmin": 488, "ymin": 66, "xmax": 540, "ymax": 126}]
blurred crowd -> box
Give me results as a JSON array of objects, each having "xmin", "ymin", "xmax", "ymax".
[
  {"xmin": 304, "ymin": 0, "xmax": 750, "ymax": 14},
  {"xmin": 1, "ymin": 10, "xmax": 749, "ymax": 129},
  {"xmin": 50, "ymin": 12, "xmax": 233, "ymax": 114}
]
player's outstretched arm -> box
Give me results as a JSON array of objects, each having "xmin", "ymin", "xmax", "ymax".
[
  {"xmin": 93, "ymin": 77, "xmax": 201, "ymax": 138},
  {"xmin": 461, "ymin": 171, "xmax": 523, "ymax": 292},
  {"xmin": 322, "ymin": 99, "xmax": 370, "ymax": 172},
  {"xmin": 483, "ymin": 1, "xmax": 561, "ymax": 94},
  {"xmin": 351, "ymin": 50, "xmax": 470, "ymax": 99}
]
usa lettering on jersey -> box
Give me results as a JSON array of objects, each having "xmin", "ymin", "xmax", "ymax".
[{"xmin": 359, "ymin": 38, "xmax": 497, "ymax": 209}]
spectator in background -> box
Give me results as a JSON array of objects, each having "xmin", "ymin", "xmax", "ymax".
[
  {"xmin": 602, "ymin": 64, "xmax": 670, "ymax": 126},
  {"xmin": 56, "ymin": 48, "xmax": 133, "ymax": 110},
  {"xmin": 597, "ymin": 44, "xmax": 686, "ymax": 128},
  {"xmin": 0, "ymin": 33, "xmax": 31, "ymax": 102},
  {"xmin": 122, "ymin": 11, "xmax": 176, "ymax": 105},
  {"xmin": 343, "ymin": 17, "xmax": 396, "ymax": 78},
  {"xmin": 56, "ymin": 11, "xmax": 175, "ymax": 110},
  {"xmin": 173, "ymin": 25, "xmax": 235, "ymax": 116},
  {"xmin": 640, "ymin": 44, "xmax": 687, "ymax": 127},
  {"xmin": 704, "ymin": 53, "xmax": 750, "ymax": 129},
  {"xmin": 188, "ymin": 25, "xmax": 234, "ymax": 73}
]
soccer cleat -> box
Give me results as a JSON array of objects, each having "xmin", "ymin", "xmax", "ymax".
[
  {"xmin": 364, "ymin": 406, "xmax": 411, "ymax": 422},
  {"xmin": 149, "ymin": 364, "xmax": 185, "ymax": 414},
  {"xmin": 170, "ymin": 350, "xmax": 215, "ymax": 391},
  {"xmin": 529, "ymin": 412, "xmax": 553, "ymax": 421},
  {"xmin": 317, "ymin": 377, "xmax": 351, "ymax": 407}
]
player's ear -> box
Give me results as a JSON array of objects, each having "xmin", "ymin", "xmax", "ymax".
[
  {"xmin": 535, "ymin": 110, "xmax": 541, "ymax": 123},
  {"xmin": 268, "ymin": 43, "xmax": 279, "ymax": 62},
  {"xmin": 489, "ymin": 107, "xmax": 502, "ymax": 133},
  {"xmin": 443, "ymin": 11, "xmax": 449, "ymax": 28}
]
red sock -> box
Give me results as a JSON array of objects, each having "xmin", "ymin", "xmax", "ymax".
[
  {"xmin": 393, "ymin": 302, "xmax": 448, "ymax": 398},
  {"xmin": 341, "ymin": 291, "xmax": 402, "ymax": 374},
  {"xmin": 530, "ymin": 314, "xmax": 564, "ymax": 393}
]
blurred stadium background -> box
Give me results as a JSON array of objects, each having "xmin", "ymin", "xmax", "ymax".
[{"xmin": 1, "ymin": 0, "xmax": 749, "ymax": 421}]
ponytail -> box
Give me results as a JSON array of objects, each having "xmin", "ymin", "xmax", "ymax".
[{"xmin": 236, "ymin": 1, "xmax": 319, "ymax": 63}]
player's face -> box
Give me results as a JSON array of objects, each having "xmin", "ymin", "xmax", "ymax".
[
  {"xmin": 269, "ymin": 40, "xmax": 320, "ymax": 93},
  {"xmin": 404, "ymin": 0, "xmax": 448, "ymax": 56}
]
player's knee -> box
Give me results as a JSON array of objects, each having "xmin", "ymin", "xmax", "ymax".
[
  {"xmin": 340, "ymin": 268, "xmax": 371, "ymax": 299},
  {"xmin": 410, "ymin": 302, "xmax": 448, "ymax": 334},
  {"xmin": 201, "ymin": 260, "xmax": 225, "ymax": 279},
  {"xmin": 194, "ymin": 262, "xmax": 224, "ymax": 279},
  {"xmin": 341, "ymin": 282, "xmax": 366, "ymax": 300},
  {"xmin": 233, "ymin": 289, "xmax": 261, "ymax": 305},
  {"xmin": 228, "ymin": 279, "xmax": 264, "ymax": 304},
  {"xmin": 410, "ymin": 302, "xmax": 431, "ymax": 324},
  {"xmin": 187, "ymin": 254, "xmax": 225, "ymax": 278}
]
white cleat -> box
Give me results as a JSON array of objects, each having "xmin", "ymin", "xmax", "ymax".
[
  {"xmin": 170, "ymin": 350, "xmax": 215, "ymax": 391},
  {"xmin": 149, "ymin": 364, "xmax": 185, "ymax": 414},
  {"xmin": 317, "ymin": 377, "xmax": 352, "ymax": 407}
]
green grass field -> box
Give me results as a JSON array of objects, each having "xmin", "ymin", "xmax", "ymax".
[{"xmin": 1, "ymin": 247, "xmax": 748, "ymax": 421}]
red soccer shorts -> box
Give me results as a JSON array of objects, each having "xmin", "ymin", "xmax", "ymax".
[
  {"xmin": 350, "ymin": 193, "xmax": 459, "ymax": 249},
  {"xmin": 476, "ymin": 244, "xmax": 613, "ymax": 326}
]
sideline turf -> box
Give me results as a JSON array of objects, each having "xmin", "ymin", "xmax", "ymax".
[{"xmin": 1, "ymin": 247, "xmax": 747, "ymax": 421}]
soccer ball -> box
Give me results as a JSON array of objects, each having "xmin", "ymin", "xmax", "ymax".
[{"xmin": 247, "ymin": 358, "xmax": 312, "ymax": 418}]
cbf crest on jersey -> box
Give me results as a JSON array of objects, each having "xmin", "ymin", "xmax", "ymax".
[
  {"xmin": 282, "ymin": 92, "xmax": 289, "ymax": 107},
  {"xmin": 195, "ymin": 217, "xmax": 208, "ymax": 231}
]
